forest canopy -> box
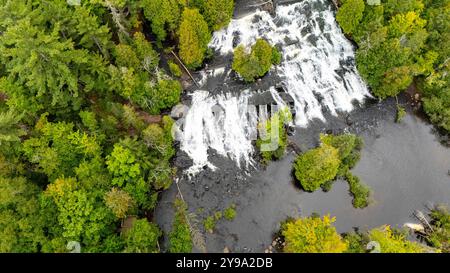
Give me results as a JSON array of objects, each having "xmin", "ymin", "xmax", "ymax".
[
  {"xmin": 0, "ymin": 0, "xmax": 234, "ymax": 253},
  {"xmin": 336, "ymin": 0, "xmax": 450, "ymax": 133}
]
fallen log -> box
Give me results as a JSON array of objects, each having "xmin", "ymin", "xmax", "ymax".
[{"xmin": 170, "ymin": 50, "xmax": 199, "ymax": 87}]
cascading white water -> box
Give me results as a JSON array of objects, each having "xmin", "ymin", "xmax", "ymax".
[
  {"xmin": 179, "ymin": 0, "xmax": 370, "ymax": 175},
  {"xmin": 179, "ymin": 90, "xmax": 258, "ymax": 175}
]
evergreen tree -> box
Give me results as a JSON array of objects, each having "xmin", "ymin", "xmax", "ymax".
[{"xmin": 178, "ymin": 8, "xmax": 211, "ymax": 69}]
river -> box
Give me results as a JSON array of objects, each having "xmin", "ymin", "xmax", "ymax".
[{"xmin": 155, "ymin": 0, "xmax": 450, "ymax": 253}]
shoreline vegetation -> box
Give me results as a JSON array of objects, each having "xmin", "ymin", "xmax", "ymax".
[
  {"xmin": 293, "ymin": 133, "xmax": 371, "ymax": 208},
  {"xmin": 335, "ymin": 0, "xmax": 449, "ymax": 134},
  {"xmin": 277, "ymin": 204, "xmax": 449, "ymax": 253}
]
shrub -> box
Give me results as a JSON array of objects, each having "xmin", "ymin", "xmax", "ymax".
[
  {"xmin": 427, "ymin": 205, "xmax": 450, "ymax": 252},
  {"xmin": 169, "ymin": 199, "xmax": 192, "ymax": 253},
  {"xmin": 369, "ymin": 225, "xmax": 425, "ymax": 253},
  {"xmin": 294, "ymin": 144, "xmax": 340, "ymax": 192},
  {"xmin": 149, "ymin": 79, "xmax": 182, "ymax": 114},
  {"xmin": 168, "ymin": 60, "xmax": 182, "ymax": 77},
  {"xmin": 123, "ymin": 219, "xmax": 161, "ymax": 253},
  {"xmin": 223, "ymin": 205, "xmax": 237, "ymax": 221},
  {"xmin": 343, "ymin": 231, "xmax": 368, "ymax": 253},
  {"xmin": 345, "ymin": 171, "xmax": 370, "ymax": 208},
  {"xmin": 396, "ymin": 104, "xmax": 406, "ymax": 122},
  {"xmin": 232, "ymin": 39, "xmax": 281, "ymax": 82},
  {"xmin": 203, "ymin": 216, "xmax": 216, "ymax": 233},
  {"xmin": 256, "ymin": 108, "xmax": 292, "ymax": 164},
  {"xmin": 321, "ymin": 133, "xmax": 363, "ymax": 171},
  {"xmin": 294, "ymin": 133, "xmax": 370, "ymax": 208}
]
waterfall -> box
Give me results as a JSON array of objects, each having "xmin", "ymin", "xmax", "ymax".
[
  {"xmin": 179, "ymin": 90, "xmax": 257, "ymax": 176},
  {"xmin": 178, "ymin": 0, "xmax": 370, "ymax": 175}
]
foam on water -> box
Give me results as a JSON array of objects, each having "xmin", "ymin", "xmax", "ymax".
[
  {"xmin": 180, "ymin": 90, "xmax": 257, "ymax": 175},
  {"xmin": 179, "ymin": 0, "xmax": 370, "ymax": 174}
]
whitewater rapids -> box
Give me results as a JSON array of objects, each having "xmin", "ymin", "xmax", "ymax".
[{"xmin": 178, "ymin": 0, "xmax": 371, "ymax": 175}]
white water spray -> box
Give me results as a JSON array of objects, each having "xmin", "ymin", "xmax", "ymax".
[{"xmin": 179, "ymin": 0, "xmax": 370, "ymax": 174}]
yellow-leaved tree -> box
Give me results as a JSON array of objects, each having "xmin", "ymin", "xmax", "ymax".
[{"xmin": 282, "ymin": 215, "xmax": 348, "ymax": 253}]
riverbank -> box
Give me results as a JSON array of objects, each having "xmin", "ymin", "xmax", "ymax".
[{"xmin": 156, "ymin": 94, "xmax": 450, "ymax": 252}]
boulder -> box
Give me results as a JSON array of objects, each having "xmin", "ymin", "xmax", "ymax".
[{"xmin": 171, "ymin": 104, "xmax": 189, "ymax": 119}]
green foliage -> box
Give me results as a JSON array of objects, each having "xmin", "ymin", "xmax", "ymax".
[
  {"xmin": 396, "ymin": 104, "xmax": 406, "ymax": 122},
  {"xmin": 141, "ymin": 0, "xmax": 181, "ymax": 42},
  {"xmin": 44, "ymin": 177, "xmax": 115, "ymax": 246},
  {"xmin": 0, "ymin": 0, "xmax": 181, "ymax": 253},
  {"xmin": 421, "ymin": 62, "xmax": 450, "ymax": 132},
  {"xmin": 256, "ymin": 108, "xmax": 292, "ymax": 164},
  {"xmin": 0, "ymin": 176, "xmax": 46, "ymax": 252},
  {"xmin": 114, "ymin": 43, "xmax": 141, "ymax": 70},
  {"xmin": 281, "ymin": 215, "xmax": 348, "ymax": 253},
  {"xmin": 336, "ymin": 0, "xmax": 365, "ymax": 35},
  {"xmin": 427, "ymin": 205, "xmax": 450, "ymax": 252},
  {"xmin": 178, "ymin": 8, "xmax": 211, "ymax": 69},
  {"xmin": 0, "ymin": 110, "xmax": 25, "ymax": 152},
  {"xmin": 320, "ymin": 134, "xmax": 370, "ymax": 208},
  {"xmin": 294, "ymin": 134, "xmax": 370, "ymax": 208},
  {"xmin": 203, "ymin": 211, "xmax": 223, "ymax": 233},
  {"xmin": 321, "ymin": 133, "xmax": 363, "ymax": 171},
  {"xmin": 106, "ymin": 144, "xmax": 141, "ymax": 187},
  {"xmin": 203, "ymin": 216, "xmax": 216, "ymax": 233},
  {"xmin": 343, "ymin": 231, "xmax": 368, "ymax": 253},
  {"xmin": 0, "ymin": 19, "xmax": 90, "ymax": 111},
  {"xmin": 22, "ymin": 114, "xmax": 103, "ymax": 182},
  {"xmin": 223, "ymin": 205, "xmax": 237, "ymax": 221},
  {"xmin": 133, "ymin": 32, "xmax": 159, "ymax": 72},
  {"xmin": 294, "ymin": 144, "xmax": 340, "ymax": 192},
  {"xmin": 104, "ymin": 187, "xmax": 135, "ymax": 219},
  {"xmin": 168, "ymin": 60, "xmax": 183, "ymax": 77},
  {"xmin": 384, "ymin": 0, "xmax": 424, "ymax": 17},
  {"xmin": 169, "ymin": 198, "xmax": 192, "ymax": 253},
  {"xmin": 150, "ymin": 79, "xmax": 182, "ymax": 114},
  {"xmin": 79, "ymin": 110, "xmax": 99, "ymax": 134},
  {"xmin": 321, "ymin": 180, "xmax": 334, "ymax": 192},
  {"xmin": 344, "ymin": 170, "xmax": 370, "ymax": 208},
  {"xmin": 202, "ymin": 0, "xmax": 234, "ymax": 31},
  {"xmin": 106, "ymin": 138, "xmax": 154, "ymax": 209},
  {"xmin": 123, "ymin": 219, "xmax": 161, "ymax": 253},
  {"xmin": 336, "ymin": 0, "xmax": 449, "ymax": 133},
  {"xmin": 232, "ymin": 39, "xmax": 281, "ymax": 82},
  {"xmin": 369, "ymin": 225, "xmax": 425, "ymax": 253}
]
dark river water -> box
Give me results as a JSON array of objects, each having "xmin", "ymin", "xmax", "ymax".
[
  {"xmin": 155, "ymin": 0, "xmax": 450, "ymax": 253},
  {"xmin": 156, "ymin": 98, "xmax": 450, "ymax": 253}
]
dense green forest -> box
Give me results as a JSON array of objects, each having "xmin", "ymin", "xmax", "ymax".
[
  {"xmin": 0, "ymin": 0, "xmax": 233, "ymax": 253},
  {"xmin": 336, "ymin": 0, "xmax": 449, "ymax": 133}
]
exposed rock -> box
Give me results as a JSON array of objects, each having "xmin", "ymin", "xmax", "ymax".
[
  {"xmin": 261, "ymin": 1, "xmax": 275, "ymax": 15},
  {"xmin": 346, "ymin": 115, "xmax": 354, "ymax": 126},
  {"xmin": 171, "ymin": 104, "xmax": 189, "ymax": 120}
]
